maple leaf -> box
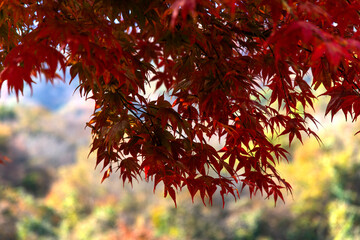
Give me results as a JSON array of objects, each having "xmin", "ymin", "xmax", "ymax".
[{"xmin": 169, "ymin": 0, "xmax": 197, "ymax": 28}]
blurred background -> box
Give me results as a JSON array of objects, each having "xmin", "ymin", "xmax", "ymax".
[{"xmin": 1, "ymin": 74, "xmax": 360, "ymax": 240}]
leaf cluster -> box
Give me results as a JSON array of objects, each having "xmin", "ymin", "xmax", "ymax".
[{"xmin": 1, "ymin": 0, "xmax": 360, "ymax": 206}]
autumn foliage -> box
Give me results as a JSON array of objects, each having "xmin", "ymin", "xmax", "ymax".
[{"xmin": 1, "ymin": 0, "xmax": 360, "ymax": 206}]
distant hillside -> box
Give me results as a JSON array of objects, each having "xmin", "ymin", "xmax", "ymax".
[
  {"xmin": 30, "ymin": 80, "xmax": 77, "ymax": 111},
  {"xmin": 0, "ymin": 72, "xmax": 81, "ymax": 111}
]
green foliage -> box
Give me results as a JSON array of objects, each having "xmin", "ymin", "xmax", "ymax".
[
  {"xmin": 21, "ymin": 168, "xmax": 52, "ymax": 196},
  {"xmin": 70, "ymin": 205, "xmax": 117, "ymax": 240},
  {"xmin": 332, "ymin": 163, "xmax": 360, "ymax": 205},
  {"xmin": 0, "ymin": 187, "xmax": 60, "ymax": 239},
  {"xmin": 325, "ymin": 162, "xmax": 360, "ymax": 239},
  {"xmin": 328, "ymin": 202, "xmax": 360, "ymax": 240},
  {"xmin": 0, "ymin": 106, "xmax": 16, "ymax": 121},
  {"xmin": 17, "ymin": 217, "xmax": 57, "ymax": 240}
]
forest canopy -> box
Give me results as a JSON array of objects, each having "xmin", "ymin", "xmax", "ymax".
[{"xmin": 1, "ymin": 0, "xmax": 360, "ymax": 205}]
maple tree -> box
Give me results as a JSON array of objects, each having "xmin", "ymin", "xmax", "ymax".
[{"xmin": 1, "ymin": 0, "xmax": 360, "ymax": 206}]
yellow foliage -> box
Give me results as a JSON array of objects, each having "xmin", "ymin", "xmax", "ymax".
[
  {"xmin": 278, "ymin": 138, "xmax": 330, "ymax": 204},
  {"xmin": 0, "ymin": 123, "xmax": 12, "ymax": 138},
  {"xmin": 278, "ymin": 120, "xmax": 359, "ymax": 213},
  {"xmin": 328, "ymin": 201, "xmax": 360, "ymax": 240}
]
